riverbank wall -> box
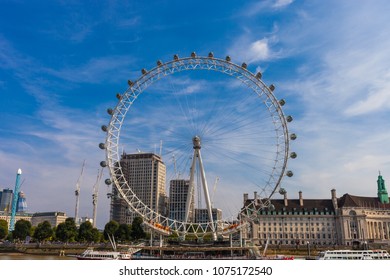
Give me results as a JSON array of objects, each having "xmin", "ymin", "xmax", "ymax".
[{"xmin": 0, "ymin": 243, "xmax": 109, "ymax": 255}]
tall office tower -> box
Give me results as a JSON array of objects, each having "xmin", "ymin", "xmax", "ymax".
[
  {"xmin": 16, "ymin": 191, "xmax": 28, "ymax": 213},
  {"xmin": 168, "ymin": 179, "xmax": 194, "ymax": 222},
  {"xmin": 195, "ymin": 208, "xmax": 223, "ymax": 223},
  {"xmin": 0, "ymin": 189, "xmax": 13, "ymax": 212},
  {"xmin": 195, "ymin": 208, "xmax": 223, "ymax": 231},
  {"xmin": 110, "ymin": 152, "xmax": 167, "ymax": 225}
]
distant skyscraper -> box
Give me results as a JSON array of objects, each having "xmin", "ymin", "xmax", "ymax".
[
  {"xmin": 0, "ymin": 189, "xmax": 13, "ymax": 212},
  {"xmin": 168, "ymin": 179, "xmax": 194, "ymax": 222},
  {"xmin": 195, "ymin": 208, "xmax": 223, "ymax": 230},
  {"xmin": 194, "ymin": 208, "xmax": 221, "ymax": 223},
  {"xmin": 16, "ymin": 191, "xmax": 28, "ymax": 213},
  {"xmin": 110, "ymin": 152, "xmax": 167, "ymax": 225}
]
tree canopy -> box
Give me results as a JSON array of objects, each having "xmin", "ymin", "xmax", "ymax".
[
  {"xmin": 33, "ymin": 221, "xmax": 54, "ymax": 242},
  {"xmin": 115, "ymin": 223, "xmax": 132, "ymax": 242},
  {"xmin": 78, "ymin": 221, "xmax": 100, "ymax": 243},
  {"xmin": 0, "ymin": 219, "xmax": 8, "ymax": 240},
  {"xmin": 1, "ymin": 216, "xmax": 149, "ymax": 244},
  {"xmin": 55, "ymin": 218, "xmax": 78, "ymax": 242},
  {"xmin": 104, "ymin": 220, "xmax": 119, "ymax": 238},
  {"xmin": 13, "ymin": 219, "xmax": 32, "ymax": 241},
  {"xmin": 131, "ymin": 217, "xmax": 146, "ymax": 240}
]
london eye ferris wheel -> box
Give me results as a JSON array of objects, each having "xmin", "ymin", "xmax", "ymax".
[{"xmin": 99, "ymin": 52, "xmax": 296, "ymax": 240}]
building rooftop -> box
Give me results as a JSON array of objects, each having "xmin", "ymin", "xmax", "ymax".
[
  {"xmin": 244, "ymin": 198, "xmax": 335, "ymax": 212},
  {"xmin": 32, "ymin": 211, "xmax": 66, "ymax": 217},
  {"xmin": 243, "ymin": 189, "xmax": 390, "ymax": 214},
  {"xmin": 338, "ymin": 193, "xmax": 390, "ymax": 209}
]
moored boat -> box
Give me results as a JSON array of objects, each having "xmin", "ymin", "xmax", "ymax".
[
  {"xmin": 76, "ymin": 248, "xmax": 132, "ymax": 260},
  {"xmin": 317, "ymin": 249, "xmax": 390, "ymax": 260}
]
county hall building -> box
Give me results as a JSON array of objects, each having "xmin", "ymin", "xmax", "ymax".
[{"xmin": 243, "ymin": 173, "xmax": 390, "ymax": 248}]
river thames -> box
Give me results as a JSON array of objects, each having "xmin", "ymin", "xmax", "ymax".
[
  {"xmin": 0, "ymin": 253, "xmax": 384, "ymax": 280},
  {"xmin": 0, "ymin": 252, "xmax": 77, "ymax": 260}
]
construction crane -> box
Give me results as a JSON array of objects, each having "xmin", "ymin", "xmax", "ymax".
[
  {"xmin": 211, "ymin": 176, "xmax": 219, "ymax": 207},
  {"xmin": 74, "ymin": 160, "xmax": 86, "ymax": 226},
  {"xmin": 9, "ymin": 168, "xmax": 22, "ymax": 231},
  {"xmin": 172, "ymin": 154, "xmax": 178, "ymax": 178},
  {"xmin": 92, "ymin": 168, "xmax": 104, "ymax": 228}
]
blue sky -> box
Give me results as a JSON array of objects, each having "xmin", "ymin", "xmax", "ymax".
[{"xmin": 1, "ymin": 0, "xmax": 390, "ymax": 229}]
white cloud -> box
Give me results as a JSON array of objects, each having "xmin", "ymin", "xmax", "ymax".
[
  {"xmin": 0, "ymin": 35, "xmax": 116, "ymax": 228},
  {"xmin": 345, "ymin": 86, "xmax": 390, "ymax": 117},
  {"xmin": 45, "ymin": 55, "xmax": 136, "ymax": 84},
  {"xmin": 241, "ymin": 0, "xmax": 295, "ymax": 16},
  {"xmin": 228, "ymin": 36, "xmax": 282, "ymax": 64},
  {"xmin": 248, "ymin": 39, "xmax": 271, "ymax": 61},
  {"xmin": 3, "ymin": 0, "xmax": 390, "ymax": 228},
  {"xmin": 0, "ymin": 107, "xmax": 110, "ymax": 227},
  {"xmin": 273, "ymin": 0, "xmax": 294, "ymax": 8},
  {"xmin": 265, "ymin": 1, "xmax": 390, "ymax": 200}
]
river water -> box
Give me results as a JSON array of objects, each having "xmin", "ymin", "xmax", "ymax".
[{"xmin": 0, "ymin": 252, "xmax": 77, "ymax": 260}]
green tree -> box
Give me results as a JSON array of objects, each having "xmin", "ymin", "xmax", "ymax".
[
  {"xmin": 13, "ymin": 219, "xmax": 32, "ymax": 241},
  {"xmin": 0, "ymin": 219, "xmax": 8, "ymax": 240},
  {"xmin": 90, "ymin": 228, "xmax": 101, "ymax": 243},
  {"xmin": 104, "ymin": 220, "xmax": 119, "ymax": 240},
  {"xmin": 115, "ymin": 223, "xmax": 132, "ymax": 242},
  {"xmin": 131, "ymin": 217, "xmax": 146, "ymax": 240},
  {"xmin": 33, "ymin": 221, "xmax": 53, "ymax": 242},
  {"xmin": 78, "ymin": 221, "xmax": 99, "ymax": 243},
  {"xmin": 55, "ymin": 218, "xmax": 78, "ymax": 242}
]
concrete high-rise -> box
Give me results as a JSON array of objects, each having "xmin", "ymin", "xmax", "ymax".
[
  {"xmin": 0, "ymin": 189, "xmax": 13, "ymax": 212},
  {"xmin": 195, "ymin": 208, "xmax": 223, "ymax": 231},
  {"xmin": 110, "ymin": 152, "xmax": 167, "ymax": 225},
  {"xmin": 168, "ymin": 179, "xmax": 194, "ymax": 222}
]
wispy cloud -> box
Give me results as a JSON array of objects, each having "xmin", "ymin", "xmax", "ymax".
[
  {"xmin": 228, "ymin": 35, "xmax": 284, "ymax": 64},
  {"xmin": 0, "ymin": 34, "xmax": 115, "ymax": 226},
  {"xmin": 44, "ymin": 55, "xmax": 136, "ymax": 84},
  {"xmin": 2, "ymin": 0, "xmax": 390, "ymax": 228},
  {"xmin": 271, "ymin": 1, "xmax": 390, "ymax": 198},
  {"xmin": 240, "ymin": 0, "xmax": 295, "ymax": 17},
  {"xmin": 273, "ymin": 0, "xmax": 294, "ymax": 8},
  {"xmin": 344, "ymin": 83, "xmax": 390, "ymax": 116}
]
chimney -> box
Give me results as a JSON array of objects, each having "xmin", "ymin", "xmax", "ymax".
[
  {"xmin": 299, "ymin": 191, "xmax": 303, "ymax": 207},
  {"xmin": 254, "ymin": 191, "xmax": 258, "ymax": 206},
  {"xmin": 243, "ymin": 193, "xmax": 248, "ymax": 203},
  {"xmin": 284, "ymin": 192, "xmax": 288, "ymax": 207},
  {"xmin": 331, "ymin": 189, "xmax": 338, "ymax": 210}
]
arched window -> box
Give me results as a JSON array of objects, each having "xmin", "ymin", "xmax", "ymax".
[{"xmin": 349, "ymin": 210, "xmax": 358, "ymax": 239}]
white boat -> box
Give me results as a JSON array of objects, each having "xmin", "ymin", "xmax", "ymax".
[
  {"xmin": 76, "ymin": 248, "xmax": 132, "ymax": 260},
  {"xmin": 317, "ymin": 249, "xmax": 390, "ymax": 260}
]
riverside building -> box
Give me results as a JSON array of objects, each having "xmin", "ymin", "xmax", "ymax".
[
  {"xmin": 110, "ymin": 152, "xmax": 167, "ymax": 225},
  {"xmin": 0, "ymin": 212, "xmax": 67, "ymax": 229},
  {"xmin": 168, "ymin": 179, "xmax": 194, "ymax": 222},
  {"xmin": 0, "ymin": 189, "xmax": 13, "ymax": 211},
  {"xmin": 243, "ymin": 173, "xmax": 390, "ymax": 247},
  {"xmin": 0, "ymin": 189, "xmax": 32, "ymax": 229}
]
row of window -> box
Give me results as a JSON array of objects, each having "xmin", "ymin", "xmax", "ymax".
[
  {"xmin": 260, "ymin": 227, "xmax": 333, "ymax": 233},
  {"xmin": 260, "ymin": 233, "xmax": 333, "ymax": 240},
  {"xmin": 259, "ymin": 211, "xmax": 334, "ymax": 215},
  {"xmin": 258, "ymin": 240, "xmax": 335, "ymax": 245},
  {"xmin": 260, "ymin": 217, "xmax": 333, "ymax": 221},
  {"xmin": 262, "ymin": 222, "xmax": 334, "ymax": 226}
]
